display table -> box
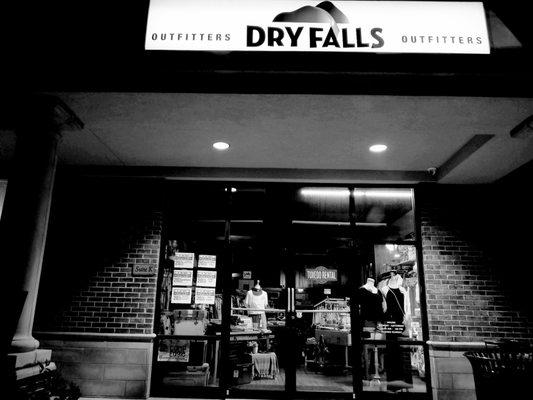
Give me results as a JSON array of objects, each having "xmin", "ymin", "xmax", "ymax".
[
  {"xmin": 251, "ymin": 352, "xmax": 279, "ymax": 379},
  {"xmin": 315, "ymin": 328, "xmax": 351, "ymax": 368},
  {"xmin": 315, "ymin": 328, "xmax": 351, "ymax": 346}
]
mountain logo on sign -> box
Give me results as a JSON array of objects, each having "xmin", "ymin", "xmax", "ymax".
[{"xmin": 273, "ymin": 1, "xmax": 348, "ymax": 35}]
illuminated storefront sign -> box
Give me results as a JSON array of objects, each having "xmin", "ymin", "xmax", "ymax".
[{"xmin": 145, "ymin": 0, "xmax": 490, "ymax": 54}]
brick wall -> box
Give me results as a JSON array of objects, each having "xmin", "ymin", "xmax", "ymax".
[
  {"xmin": 35, "ymin": 177, "xmax": 163, "ymax": 334},
  {"xmin": 418, "ymin": 184, "xmax": 533, "ymax": 342},
  {"xmin": 47, "ymin": 210, "xmax": 161, "ymax": 334},
  {"xmin": 419, "ymin": 183, "xmax": 533, "ymax": 400}
]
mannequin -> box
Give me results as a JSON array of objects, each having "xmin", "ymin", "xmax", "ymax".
[
  {"xmin": 357, "ymin": 278, "xmax": 382, "ymax": 323},
  {"xmin": 357, "ymin": 278, "xmax": 382, "ymax": 382},
  {"xmin": 380, "ymin": 272, "xmax": 413, "ymax": 391},
  {"xmin": 362, "ymin": 277, "xmax": 378, "ymax": 294},
  {"xmin": 380, "ymin": 272, "xmax": 406, "ymax": 324},
  {"xmin": 245, "ymin": 280, "xmax": 268, "ymax": 329}
]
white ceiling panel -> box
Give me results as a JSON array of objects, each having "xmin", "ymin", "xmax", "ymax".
[{"xmin": 2, "ymin": 92, "xmax": 532, "ymax": 183}]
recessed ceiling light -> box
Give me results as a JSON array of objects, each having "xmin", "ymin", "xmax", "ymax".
[
  {"xmin": 213, "ymin": 141, "xmax": 230, "ymax": 150},
  {"xmin": 369, "ymin": 144, "xmax": 387, "ymax": 153}
]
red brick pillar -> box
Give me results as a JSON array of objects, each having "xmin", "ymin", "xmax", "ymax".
[{"xmin": 0, "ymin": 95, "xmax": 83, "ymax": 353}]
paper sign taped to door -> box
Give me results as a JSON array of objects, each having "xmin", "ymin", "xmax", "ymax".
[
  {"xmin": 195, "ymin": 287, "xmax": 216, "ymax": 304},
  {"xmin": 158, "ymin": 339, "xmax": 190, "ymax": 362},
  {"xmin": 198, "ymin": 254, "xmax": 217, "ymax": 268},
  {"xmin": 196, "ymin": 270, "xmax": 217, "ymax": 287},
  {"xmin": 171, "ymin": 287, "xmax": 192, "ymax": 304},
  {"xmin": 378, "ymin": 321, "xmax": 405, "ymax": 333},
  {"xmin": 172, "ymin": 269, "xmax": 193, "ymax": 286},
  {"xmin": 171, "ymin": 252, "xmax": 195, "ymax": 269}
]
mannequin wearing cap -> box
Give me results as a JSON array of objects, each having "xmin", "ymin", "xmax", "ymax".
[
  {"xmin": 357, "ymin": 278, "xmax": 383, "ymax": 324},
  {"xmin": 380, "ymin": 272, "xmax": 407, "ymax": 324},
  {"xmin": 245, "ymin": 281, "xmax": 268, "ymax": 329}
]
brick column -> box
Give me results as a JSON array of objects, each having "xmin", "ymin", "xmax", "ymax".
[{"xmin": 0, "ymin": 95, "xmax": 83, "ymax": 353}]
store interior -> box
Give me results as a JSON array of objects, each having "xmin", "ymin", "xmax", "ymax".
[{"xmin": 151, "ymin": 184, "xmax": 427, "ymax": 395}]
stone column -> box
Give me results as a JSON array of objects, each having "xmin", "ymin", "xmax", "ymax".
[{"xmin": 0, "ymin": 95, "xmax": 83, "ymax": 353}]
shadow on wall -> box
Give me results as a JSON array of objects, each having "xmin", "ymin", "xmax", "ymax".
[
  {"xmin": 34, "ymin": 176, "xmax": 164, "ymax": 332},
  {"xmin": 420, "ymin": 178, "xmax": 533, "ymax": 327},
  {"xmin": 493, "ymin": 161, "xmax": 533, "ymax": 317}
]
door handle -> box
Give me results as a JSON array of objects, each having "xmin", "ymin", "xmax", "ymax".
[
  {"xmin": 289, "ymin": 288, "xmax": 292, "ymax": 312},
  {"xmin": 290, "ymin": 288, "xmax": 295, "ymax": 312},
  {"xmin": 287, "ymin": 288, "xmax": 295, "ymax": 312}
]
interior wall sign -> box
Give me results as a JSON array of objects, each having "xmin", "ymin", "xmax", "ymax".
[
  {"xmin": 306, "ymin": 266, "xmax": 338, "ymax": 283},
  {"xmin": 145, "ymin": 0, "xmax": 490, "ymax": 54}
]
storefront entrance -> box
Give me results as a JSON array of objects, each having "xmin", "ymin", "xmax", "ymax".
[{"xmin": 151, "ymin": 182, "xmax": 429, "ymax": 399}]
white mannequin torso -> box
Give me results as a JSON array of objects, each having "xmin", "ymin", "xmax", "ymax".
[{"xmin": 245, "ymin": 289, "xmax": 268, "ymax": 314}]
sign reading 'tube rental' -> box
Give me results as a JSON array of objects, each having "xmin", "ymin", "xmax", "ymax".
[{"xmin": 145, "ymin": 0, "xmax": 490, "ymax": 54}]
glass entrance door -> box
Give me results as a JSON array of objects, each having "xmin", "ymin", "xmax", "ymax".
[
  {"xmin": 289, "ymin": 187, "xmax": 356, "ymax": 395},
  {"xmin": 284, "ymin": 186, "xmax": 429, "ymax": 398},
  {"xmin": 152, "ymin": 183, "xmax": 227, "ymax": 398},
  {"xmin": 226, "ymin": 185, "xmax": 290, "ymax": 395}
]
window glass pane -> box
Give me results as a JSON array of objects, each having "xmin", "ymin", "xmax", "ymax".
[
  {"xmin": 358, "ymin": 244, "xmax": 423, "ymax": 342},
  {"xmin": 354, "ymin": 188, "xmax": 415, "ymax": 241},
  {"xmin": 292, "ymin": 187, "xmax": 354, "ymax": 393},
  {"xmin": 153, "ymin": 184, "xmax": 226, "ymax": 392},
  {"xmin": 369, "ymin": 244, "xmax": 423, "ymax": 341},
  {"xmin": 292, "ymin": 187, "xmax": 352, "ymax": 255},
  {"xmin": 294, "ymin": 186, "xmax": 350, "ymax": 222},
  {"xmin": 229, "ymin": 186, "xmax": 287, "ymax": 392}
]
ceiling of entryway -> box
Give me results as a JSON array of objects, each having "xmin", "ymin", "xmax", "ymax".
[{"xmin": 1, "ymin": 92, "xmax": 532, "ymax": 184}]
